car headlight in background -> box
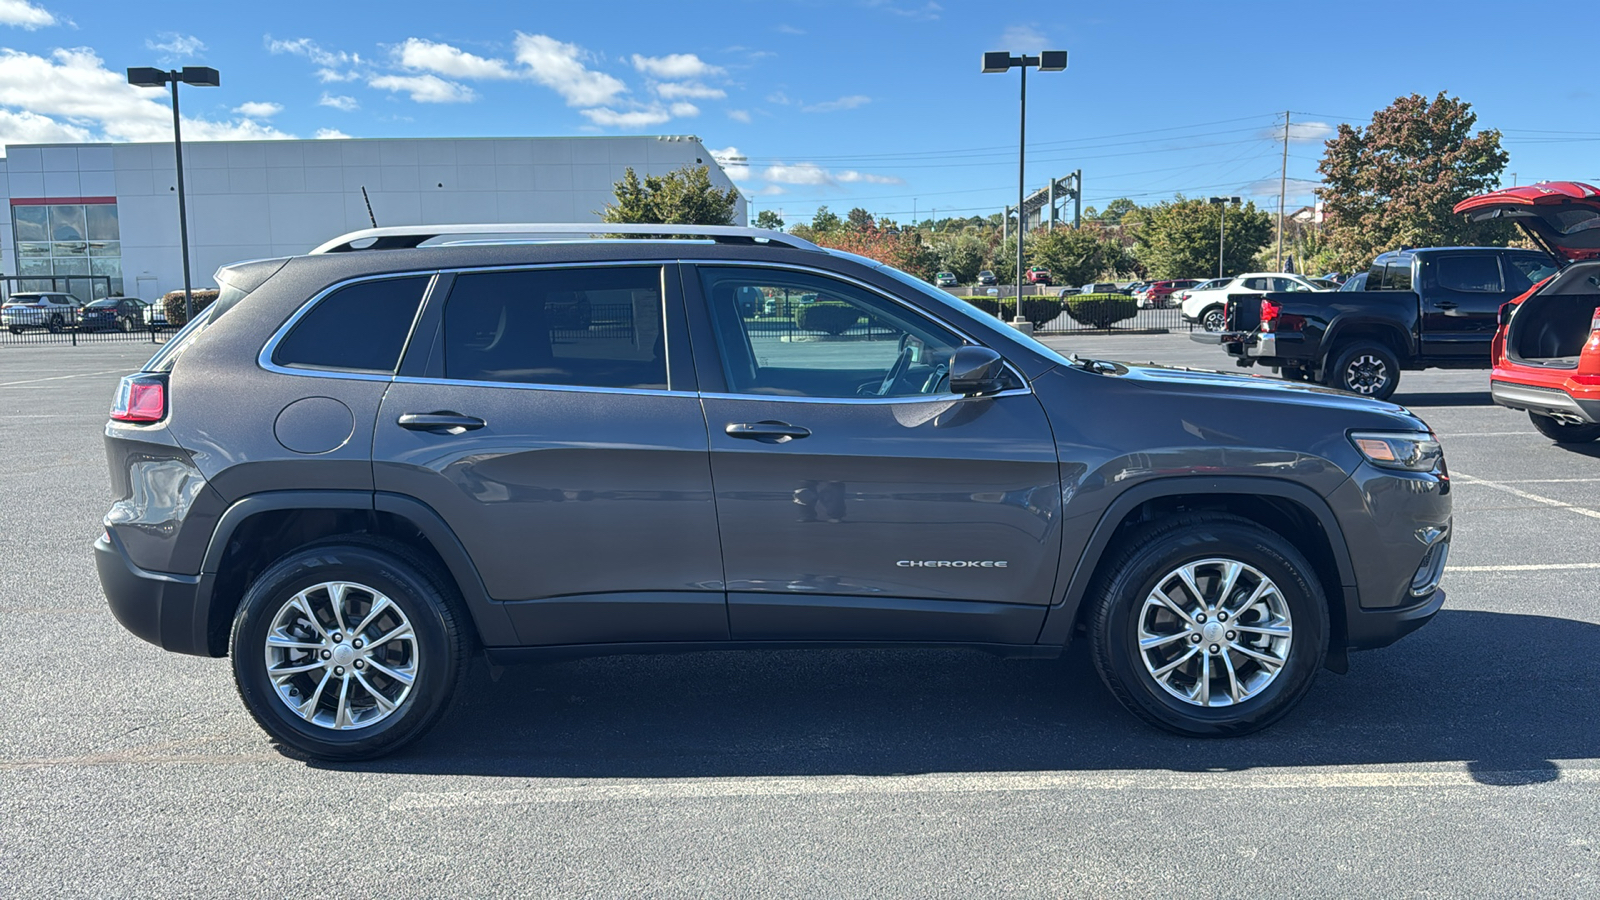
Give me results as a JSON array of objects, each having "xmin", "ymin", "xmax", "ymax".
[{"xmin": 1349, "ymin": 432, "xmax": 1444, "ymax": 472}]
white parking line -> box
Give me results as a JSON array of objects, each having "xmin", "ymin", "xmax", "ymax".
[
  {"xmin": 388, "ymin": 766, "xmax": 1600, "ymax": 810},
  {"xmin": 0, "ymin": 369, "xmax": 128, "ymax": 388},
  {"xmin": 1452, "ymin": 474, "xmax": 1600, "ymax": 520},
  {"xmin": 1450, "ymin": 563, "xmax": 1600, "ymax": 572}
]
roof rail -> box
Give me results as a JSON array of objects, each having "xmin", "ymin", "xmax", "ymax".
[{"xmin": 309, "ymin": 223, "xmax": 820, "ymax": 255}]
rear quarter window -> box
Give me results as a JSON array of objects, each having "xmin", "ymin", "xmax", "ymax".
[{"xmin": 272, "ymin": 276, "xmax": 430, "ymax": 374}]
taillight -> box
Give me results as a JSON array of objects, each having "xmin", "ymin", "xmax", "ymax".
[
  {"xmin": 1591, "ymin": 308, "xmax": 1600, "ymax": 334},
  {"xmin": 1260, "ymin": 298, "xmax": 1282, "ymax": 332},
  {"xmin": 110, "ymin": 374, "xmax": 167, "ymax": 423}
]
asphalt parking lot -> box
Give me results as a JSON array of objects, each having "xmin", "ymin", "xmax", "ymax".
[{"xmin": 2, "ymin": 335, "xmax": 1596, "ymax": 898}]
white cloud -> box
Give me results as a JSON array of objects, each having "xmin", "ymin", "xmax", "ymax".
[
  {"xmin": 998, "ymin": 23, "xmax": 1049, "ymax": 49},
  {"xmin": 318, "ymin": 93, "xmax": 358, "ymax": 111},
  {"xmin": 0, "ymin": 107, "xmax": 89, "ymax": 147},
  {"xmin": 630, "ymin": 53, "xmax": 723, "ymax": 80},
  {"xmin": 1288, "ymin": 120, "xmax": 1335, "ymax": 142},
  {"xmin": 754, "ymin": 184, "xmax": 786, "ymax": 196},
  {"xmin": 1244, "ymin": 177, "xmax": 1323, "ymax": 199},
  {"xmin": 315, "ymin": 127, "xmax": 351, "ymax": 139},
  {"xmin": 766, "ymin": 91, "xmax": 791, "ymax": 105},
  {"xmin": 653, "ymin": 81, "xmax": 725, "ymax": 100},
  {"xmin": 837, "ymin": 170, "xmax": 903, "ymax": 184},
  {"xmin": 266, "ymin": 35, "xmax": 364, "ymax": 82},
  {"xmin": 513, "ymin": 33, "xmax": 626, "ymax": 107},
  {"xmin": 775, "ymin": 24, "xmax": 805, "ymax": 35},
  {"xmin": 394, "ymin": 37, "xmax": 514, "ymax": 80},
  {"xmin": 580, "ymin": 106, "xmax": 671, "ymax": 128},
  {"xmin": 710, "ymin": 146, "xmax": 749, "ymax": 181},
  {"xmin": 368, "ymin": 73, "xmax": 476, "ymax": 103},
  {"xmin": 726, "ymin": 109, "xmax": 751, "ymax": 123},
  {"xmin": 233, "ymin": 101, "xmax": 282, "ymax": 118},
  {"xmin": 763, "ymin": 163, "xmax": 834, "ymax": 186},
  {"xmin": 0, "ymin": 0, "xmax": 55, "ymax": 29},
  {"xmin": 866, "ymin": 0, "xmax": 941, "ymax": 20},
  {"xmin": 0, "ymin": 47, "xmax": 293, "ymax": 144},
  {"xmin": 802, "ymin": 94, "xmax": 870, "ymax": 113},
  {"xmin": 667, "ymin": 101, "xmax": 699, "ymax": 118},
  {"xmin": 146, "ymin": 33, "xmax": 206, "ymax": 62}
]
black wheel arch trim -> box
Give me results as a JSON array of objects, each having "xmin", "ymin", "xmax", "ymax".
[
  {"xmin": 1035, "ymin": 477, "xmax": 1358, "ymax": 652},
  {"xmin": 1321, "ymin": 318, "xmax": 1416, "ymax": 365}
]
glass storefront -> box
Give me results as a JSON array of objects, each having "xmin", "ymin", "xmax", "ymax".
[{"xmin": 10, "ymin": 201, "xmax": 122, "ymax": 300}]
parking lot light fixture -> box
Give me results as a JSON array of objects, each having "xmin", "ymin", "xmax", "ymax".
[
  {"xmin": 1208, "ymin": 196, "xmax": 1242, "ymax": 280},
  {"xmin": 983, "ymin": 50, "xmax": 1067, "ymax": 330},
  {"xmin": 126, "ymin": 66, "xmax": 221, "ymax": 325}
]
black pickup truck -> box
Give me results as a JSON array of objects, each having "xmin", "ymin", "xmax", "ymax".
[{"xmin": 1195, "ymin": 246, "xmax": 1558, "ymax": 399}]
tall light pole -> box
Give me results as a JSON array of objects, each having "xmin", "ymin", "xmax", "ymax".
[
  {"xmin": 127, "ymin": 66, "xmax": 220, "ymax": 325},
  {"xmin": 983, "ymin": 50, "xmax": 1066, "ymax": 329},
  {"xmin": 1208, "ymin": 196, "xmax": 1241, "ymax": 280}
]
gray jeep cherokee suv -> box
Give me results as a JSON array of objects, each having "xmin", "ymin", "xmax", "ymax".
[{"xmin": 95, "ymin": 224, "xmax": 1451, "ymax": 759}]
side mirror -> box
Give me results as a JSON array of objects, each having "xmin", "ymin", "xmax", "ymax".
[{"xmin": 949, "ymin": 345, "xmax": 1009, "ymax": 396}]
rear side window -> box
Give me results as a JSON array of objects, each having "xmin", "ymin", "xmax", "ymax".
[
  {"xmin": 1382, "ymin": 262, "xmax": 1413, "ymax": 291},
  {"xmin": 1433, "ymin": 255, "xmax": 1503, "ymax": 293},
  {"xmin": 440, "ymin": 266, "xmax": 666, "ymax": 390},
  {"xmin": 273, "ymin": 276, "xmax": 429, "ymax": 374}
]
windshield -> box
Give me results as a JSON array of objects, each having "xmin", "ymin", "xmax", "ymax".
[{"xmin": 867, "ymin": 258, "xmax": 1071, "ymax": 367}]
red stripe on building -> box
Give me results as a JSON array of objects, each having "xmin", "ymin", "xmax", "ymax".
[{"xmin": 8, "ymin": 197, "xmax": 117, "ymax": 206}]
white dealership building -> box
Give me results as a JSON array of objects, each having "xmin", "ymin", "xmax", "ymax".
[{"xmin": 0, "ymin": 134, "xmax": 742, "ymax": 302}]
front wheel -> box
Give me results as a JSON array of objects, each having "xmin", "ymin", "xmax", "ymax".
[
  {"xmin": 1529, "ymin": 412, "xmax": 1600, "ymax": 444},
  {"xmin": 1326, "ymin": 340, "xmax": 1400, "ymax": 401},
  {"xmin": 1088, "ymin": 514, "xmax": 1328, "ymax": 736},
  {"xmin": 230, "ymin": 541, "xmax": 471, "ymax": 760},
  {"xmin": 46, "ymin": 315, "xmax": 64, "ymax": 333},
  {"xmin": 1200, "ymin": 306, "xmax": 1225, "ymax": 332}
]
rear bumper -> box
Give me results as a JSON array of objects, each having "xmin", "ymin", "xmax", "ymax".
[
  {"xmin": 95, "ymin": 533, "xmax": 217, "ymax": 657},
  {"xmin": 1490, "ymin": 379, "xmax": 1600, "ymax": 424}
]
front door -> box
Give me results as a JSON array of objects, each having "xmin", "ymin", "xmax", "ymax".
[
  {"xmin": 686, "ymin": 265, "xmax": 1062, "ymax": 645},
  {"xmin": 373, "ymin": 263, "xmax": 726, "ymax": 645}
]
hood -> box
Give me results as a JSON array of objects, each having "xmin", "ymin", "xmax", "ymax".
[
  {"xmin": 1453, "ymin": 181, "xmax": 1600, "ymax": 264},
  {"xmin": 1107, "ymin": 362, "xmax": 1426, "ymax": 429}
]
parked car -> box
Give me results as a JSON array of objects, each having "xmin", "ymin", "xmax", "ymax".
[
  {"xmin": 1306, "ymin": 278, "xmax": 1342, "ymax": 292},
  {"xmin": 935, "ymin": 271, "xmax": 958, "ymax": 288},
  {"xmin": 1173, "ymin": 278, "xmax": 1224, "ymax": 306},
  {"xmin": 1140, "ymin": 279, "xmax": 1202, "ymax": 309},
  {"xmin": 1181, "ymin": 273, "xmax": 1326, "ymax": 332},
  {"xmin": 1456, "ymin": 182, "xmax": 1600, "ymax": 443},
  {"xmin": 1338, "ymin": 272, "xmax": 1369, "ymax": 293},
  {"xmin": 1056, "ymin": 286, "xmax": 1081, "ymax": 298},
  {"xmin": 1026, "ymin": 267, "xmax": 1052, "ymax": 285},
  {"xmin": 80, "ymin": 297, "xmax": 152, "ymax": 332},
  {"xmin": 97, "ymin": 222, "xmax": 1450, "ymax": 760},
  {"xmin": 3, "ymin": 292, "xmax": 83, "ymax": 333},
  {"xmin": 1199, "ymin": 246, "xmax": 1557, "ymax": 400},
  {"xmin": 1080, "ymin": 282, "xmax": 1119, "ymax": 295},
  {"xmin": 975, "ymin": 270, "xmax": 998, "ymax": 286}
]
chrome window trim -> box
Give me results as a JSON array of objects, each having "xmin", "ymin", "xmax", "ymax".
[
  {"xmin": 257, "ymin": 271, "xmax": 442, "ymax": 383},
  {"xmin": 697, "ymin": 387, "xmax": 1033, "ymax": 405},
  {"xmin": 392, "ymin": 375, "xmax": 686, "ymax": 397}
]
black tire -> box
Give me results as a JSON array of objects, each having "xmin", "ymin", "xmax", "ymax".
[
  {"xmin": 46, "ymin": 315, "xmax": 64, "ymax": 333},
  {"xmin": 117, "ymin": 316, "xmax": 133, "ymax": 333},
  {"xmin": 1529, "ymin": 412, "xmax": 1600, "ymax": 444},
  {"xmin": 1087, "ymin": 514, "xmax": 1328, "ymax": 737},
  {"xmin": 7, "ymin": 326, "xmax": 21, "ymax": 335},
  {"xmin": 230, "ymin": 540, "xmax": 471, "ymax": 760},
  {"xmin": 1200, "ymin": 306, "xmax": 1225, "ymax": 332},
  {"xmin": 1325, "ymin": 340, "xmax": 1400, "ymax": 401}
]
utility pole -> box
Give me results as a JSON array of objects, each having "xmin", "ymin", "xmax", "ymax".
[{"xmin": 1277, "ymin": 110, "xmax": 1289, "ymax": 271}]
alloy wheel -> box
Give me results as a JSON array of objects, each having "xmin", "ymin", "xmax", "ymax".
[
  {"xmin": 1342, "ymin": 354, "xmax": 1389, "ymax": 395},
  {"xmin": 1137, "ymin": 558, "xmax": 1293, "ymax": 707},
  {"xmin": 263, "ymin": 581, "xmax": 417, "ymax": 730}
]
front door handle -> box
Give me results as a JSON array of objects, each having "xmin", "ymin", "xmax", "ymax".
[
  {"xmin": 398, "ymin": 412, "xmax": 487, "ymax": 435},
  {"xmin": 725, "ymin": 421, "xmax": 811, "ymax": 443}
]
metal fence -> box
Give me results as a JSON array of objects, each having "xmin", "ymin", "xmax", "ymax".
[{"xmin": 1, "ymin": 319, "xmax": 170, "ymax": 347}]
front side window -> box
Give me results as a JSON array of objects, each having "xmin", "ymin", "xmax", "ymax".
[
  {"xmin": 441, "ymin": 266, "xmax": 667, "ymax": 390},
  {"xmin": 700, "ymin": 267, "xmax": 966, "ymax": 399},
  {"xmin": 273, "ymin": 276, "xmax": 430, "ymax": 374},
  {"xmin": 1432, "ymin": 255, "xmax": 1503, "ymax": 293}
]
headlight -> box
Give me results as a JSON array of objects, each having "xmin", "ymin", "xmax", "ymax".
[{"xmin": 1349, "ymin": 431, "xmax": 1443, "ymax": 472}]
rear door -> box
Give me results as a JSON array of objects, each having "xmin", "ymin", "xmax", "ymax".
[
  {"xmin": 686, "ymin": 263, "xmax": 1061, "ymax": 645},
  {"xmin": 1419, "ymin": 252, "xmax": 1509, "ymax": 358},
  {"xmin": 373, "ymin": 263, "xmax": 727, "ymax": 646}
]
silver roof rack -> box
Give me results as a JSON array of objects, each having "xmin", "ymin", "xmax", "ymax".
[{"xmin": 309, "ymin": 223, "xmax": 820, "ymax": 255}]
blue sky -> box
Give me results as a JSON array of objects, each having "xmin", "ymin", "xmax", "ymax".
[{"xmin": 1, "ymin": 0, "xmax": 1594, "ymax": 225}]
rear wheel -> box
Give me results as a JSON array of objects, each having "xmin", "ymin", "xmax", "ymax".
[
  {"xmin": 116, "ymin": 315, "xmax": 133, "ymax": 332},
  {"xmin": 1088, "ymin": 514, "xmax": 1328, "ymax": 736},
  {"xmin": 1326, "ymin": 340, "xmax": 1400, "ymax": 401},
  {"xmin": 46, "ymin": 314, "xmax": 64, "ymax": 333},
  {"xmin": 1201, "ymin": 306, "xmax": 1225, "ymax": 332},
  {"xmin": 1529, "ymin": 412, "xmax": 1600, "ymax": 444},
  {"xmin": 230, "ymin": 540, "xmax": 471, "ymax": 760}
]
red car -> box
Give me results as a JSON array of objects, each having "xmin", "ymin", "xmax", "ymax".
[
  {"xmin": 1455, "ymin": 181, "xmax": 1600, "ymax": 443},
  {"xmin": 1140, "ymin": 279, "xmax": 1201, "ymax": 309}
]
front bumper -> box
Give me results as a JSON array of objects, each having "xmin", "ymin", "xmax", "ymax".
[
  {"xmin": 1343, "ymin": 587, "xmax": 1446, "ymax": 651},
  {"xmin": 95, "ymin": 532, "xmax": 216, "ymax": 657}
]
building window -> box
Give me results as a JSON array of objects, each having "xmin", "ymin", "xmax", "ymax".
[{"xmin": 10, "ymin": 200, "xmax": 122, "ymax": 300}]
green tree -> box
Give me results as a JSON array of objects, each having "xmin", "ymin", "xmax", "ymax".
[
  {"xmin": 930, "ymin": 233, "xmax": 988, "ymax": 283},
  {"xmin": 846, "ymin": 207, "xmax": 875, "ymax": 231},
  {"xmin": 1318, "ymin": 92, "xmax": 1512, "ymax": 272},
  {"xmin": 754, "ymin": 209, "xmax": 785, "ymax": 231},
  {"xmin": 1030, "ymin": 226, "xmax": 1133, "ymax": 287},
  {"xmin": 1135, "ymin": 197, "xmax": 1272, "ymax": 279},
  {"xmin": 603, "ymin": 165, "xmax": 740, "ymax": 225},
  {"xmin": 811, "ymin": 205, "xmax": 843, "ymax": 233}
]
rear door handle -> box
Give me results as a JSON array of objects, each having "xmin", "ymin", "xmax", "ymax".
[
  {"xmin": 725, "ymin": 421, "xmax": 811, "ymax": 443},
  {"xmin": 398, "ymin": 412, "xmax": 487, "ymax": 434},
  {"xmin": 1435, "ymin": 301, "xmax": 1459, "ymax": 311}
]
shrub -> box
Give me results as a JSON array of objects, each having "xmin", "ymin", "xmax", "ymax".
[
  {"xmin": 957, "ymin": 296, "xmax": 1064, "ymax": 328},
  {"xmin": 795, "ymin": 301, "xmax": 864, "ymax": 335},
  {"xmin": 1064, "ymin": 292, "xmax": 1138, "ymax": 329},
  {"xmin": 162, "ymin": 289, "xmax": 220, "ymax": 327}
]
